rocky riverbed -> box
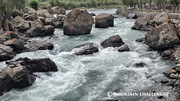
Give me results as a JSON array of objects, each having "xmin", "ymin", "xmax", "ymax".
[{"xmin": 0, "ymin": 7, "xmax": 179, "ymax": 101}]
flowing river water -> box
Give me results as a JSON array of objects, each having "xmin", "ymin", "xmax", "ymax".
[{"xmin": 0, "ymin": 9, "xmax": 176, "ymax": 101}]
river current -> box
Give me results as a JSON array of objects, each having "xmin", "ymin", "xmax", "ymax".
[{"xmin": 0, "ymin": 9, "xmax": 175, "ymax": 101}]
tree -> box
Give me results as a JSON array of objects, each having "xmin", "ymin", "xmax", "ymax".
[
  {"xmin": 0, "ymin": 0, "xmax": 26, "ymax": 31},
  {"xmin": 169, "ymin": 0, "xmax": 180, "ymax": 12}
]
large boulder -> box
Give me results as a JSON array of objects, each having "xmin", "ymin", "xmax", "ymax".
[
  {"xmin": 132, "ymin": 14, "xmax": 153, "ymax": 31},
  {"xmin": 25, "ymin": 40, "xmax": 53, "ymax": 51},
  {"xmin": 101, "ymin": 35, "xmax": 125, "ymax": 48},
  {"xmin": 0, "ymin": 64, "xmax": 35, "ymax": 95},
  {"xmin": 153, "ymin": 12, "xmax": 168, "ymax": 25},
  {"xmin": 118, "ymin": 44, "xmax": 130, "ymax": 52},
  {"xmin": 145, "ymin": 20, "xmax": 180, "ymax": 51},
  {"xmin": 0, "ymin": 44, "xmax": 15, "ymax": 61},
  {"xmin": 95, "ymin": 13, "xmax": 114, "ymax": 28},
  {"xmin": 52, "ymin": 6, "xmax": 66, "ymax": 15},
  {"xmin": 63, "ymin": 9, "xmax": 94, "ymax": 36},
  {"xmin": 3, "ymin": 38, "xmax": 25, "ymax": 51},
  {"xmin": 73, "ymin": 43, "xmax": 98, "ymax": 55},
  {"xmin": 6, "ymin": 57, "xmax": 58, "ymax": 74}
]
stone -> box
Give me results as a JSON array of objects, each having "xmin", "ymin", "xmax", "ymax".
[
  {"xmin": 24, "ymin": 13, "xmax": 38, "ymax": 21},
  {"xmin": 133, "ymin": 62, "xmax": 146, "ymax": 68},
  {"xmin": 37, "ymin": 9, "xmax": 53, "ymax": 18},
  {"xmin": 135, "ymin": 38, "xmax": 145, "ymax": 43},
  {"xmin": 12, "ymin": 9, "xmax": 23, "ymax": 18},
  {"xmin": 101, "ymin": 35, "xmax": 125, "ymax": 48},
  {"xmin": 25, "ymin": 40, "xmax": 53, "ymax": 51},
  {"xmin": 51, "ymin": 6, "xmax": 66, "ymax": 15},
  {"xmin": 6, "ymin": 57, "xmax": 58, "ymax": 73},
  {"xmin": 24, "ymin": 7, "xmax": 36, "ymax": 15},
  {"xmin": 73, "ymin": 43, "xmax": 98, "ymax": 55},
  {"xmin": 0, "ymin": 44, "xmax": 15, "ymax": 61},
  {"xmin": 163, "ymin": 70, "xmax": 176, "ymax": 77},
  {"xmin": 132, "ymin": 14, "xmax": 153, "ymax": 31},
  {"xmin": 126, "ymin": 13, "xmax": 137, "ymax": 19},
  {"xmin": 95, "ymin": 13, "xmax": 114, "ymax": 28},
  {"xmin": 153, "ymin": 12, "xmax": 169, "ymax": 25},
  {"xmin": 160, "ymin": 79, "xmax": 169, "ymax": 83},
  {"xmin": 3, "ymin": 38, "xmax": 25, "ymax": 51},
  {"xmin": 169, "ymin": 74, "xmax": 177, "ymax": 79},
  {"xmin": 145, "ymin": 21, "xmax": 180, "ymax": 51},
  {"xmin": 90, "ymin": 13, "xmax": 96, "ymax": 16},
  {"xmin": 63, "ymin": 9, "xmax": 94, "ymax": 36},
  {"xmin": 118, "ymin": 44, "xmax": 130, "ymax": 52},
  {"xmin": 0, "ymin": 31, "xmax": 19, "ymax": 44}
]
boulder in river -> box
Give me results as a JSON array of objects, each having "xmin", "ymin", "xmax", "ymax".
[
  {"xmin": 25, "ymin": 40, "xmax": 53, "ymax": 51},
  {"xmin": 63, "ymin": 9, "xmax": 94, "ymax": 36},
  {"xmin": 145, "ymin": 20, "xmax": 180, "ymax": 51},
  {"xmin": 0, "ymin": 64, "xmax": 36, "ymax": 95},
  {"xmin": 95, "ymin": 13, "xmax": 114, "ymax": 28},
  {"xmin": 101, "ymin": 35, "xmax": 125, "ymax": 48},
  {"xmin": 73, "ymin": 43, "xmax": 98, "ymax": 55},
  {"xmin": 118, "ymin": 44, "xmax": 130, "ymax": 52},
  {"xmin": 6, "ymin": 57, "xmax": 58, "ymax": 73},
  {"xmin": 132, "ymin": 14, "xmax": 153, "ymax": 31}
]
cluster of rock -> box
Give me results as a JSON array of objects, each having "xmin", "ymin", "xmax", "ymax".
[
  {"xmin": 72, "ymin": 35, "xmax": 130, "ymax": 55},
  {"xmin": 63, "ymin": 9, "xmax": 114, "ymax": 36},
  {"xmin": 0, "ymin": 57, "xmax": 58, "ymax": 95},
  {"xmin": 0, "ymin": 6, "xmax": 66, "ymax": 62}
]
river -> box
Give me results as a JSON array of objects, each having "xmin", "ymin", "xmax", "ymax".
[{"xmin": 0, "ymin": 9, "xmax": 176, "ymax": 101}]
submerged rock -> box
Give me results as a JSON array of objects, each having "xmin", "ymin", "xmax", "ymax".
[
  {"xmin": 101, "ymin": 35, "xmax": 124, "ymax": 48},
  {"xmin": 73, "ymin": 43, "xmax": 98, "ymax": 55},
  {"xmin": 118, "ymin": 44, "xmax": 130, "ymax": 52},
  {"xmin": 145, "ymin": 21, "xmax": 180, "ymax": 51},
  {"xmin": 63, "ymin": 9, "xmax": 94, "ymax": 36},
  {"xmin": 133, "ymin": 62, "xmax": 147, "ymax": 68},
  {"xmin": 95, "ymin": 13, "xmax": 114, "ymax": 28}
]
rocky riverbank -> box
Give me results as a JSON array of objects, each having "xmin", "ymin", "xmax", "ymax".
[{"xmin": 117, "ymin": 7, "xmax": 180, "ymax": 100}]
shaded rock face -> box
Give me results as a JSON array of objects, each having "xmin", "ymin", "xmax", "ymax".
[
  {"xmin": 95, "ymin": 13, "xmax": 114, "ymax": 28},
  {"xmin": 145, "ymin": 21, "xmax": 180, "ymax": 51},
  {"xmin": 63, "ymin": 9, "xmax": 94, "ymax": 36},
  {"xmin": 0, "ymin": 31, "xmax": 19, "ymax": 44},
  {"xmin": 52, "ymin": 6, "xmax": 66, "ymax": 15},
  {"xmin": 0, "ymin": 44, "xmax": 15, "ymax": 61},
  {"xmin": 101, "ymin": 35, "xmax": 125, "ymax": 48},
  {"xmin": 0, "ymin": 57, "xmax": 57, "ymax": 95},
  {"xmin": 126, "ymin": 13, "xmax": 137, "ymax": 19},
  {"xmin": 73, "ymin": 43, "xmax": 98, "ymax": 55},
  {"xmin": 25, "ymin": 40, "xmax": 53, "ymax": 51}
]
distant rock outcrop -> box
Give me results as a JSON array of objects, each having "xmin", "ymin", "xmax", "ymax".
[{"xmin": 63, "ymin": 9, "xmax": 94, "ymax": 36}]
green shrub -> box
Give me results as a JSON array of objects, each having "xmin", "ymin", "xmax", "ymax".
[
  {"xmin": 39, "ymin": 2, "xmax": 51, "ymax": 7},
  {"xmin": 29, "ymin": 0, "xmax": 39, "ymax": 10}
]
